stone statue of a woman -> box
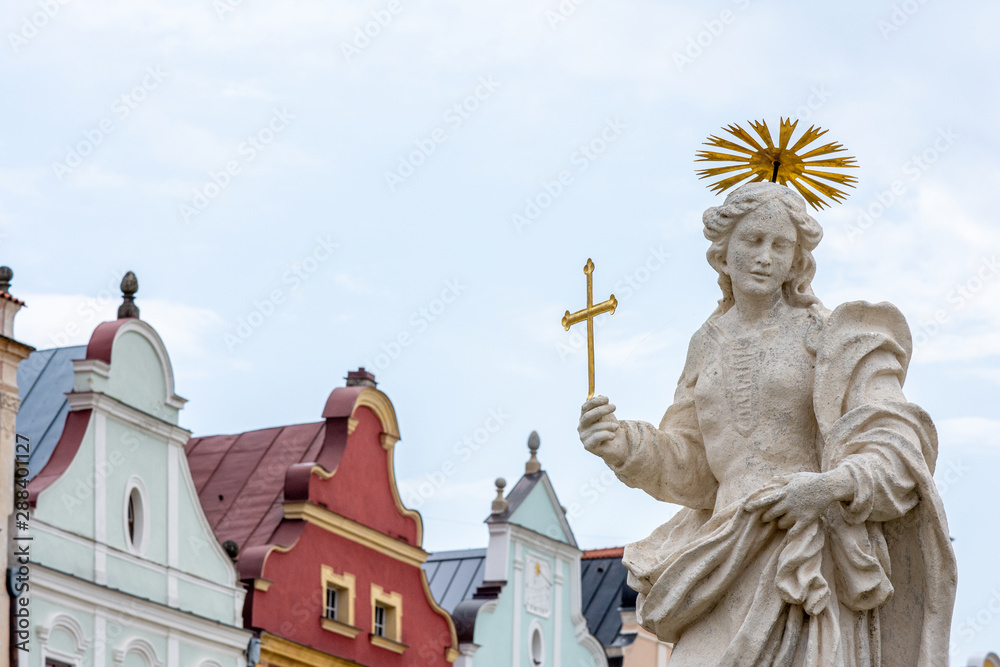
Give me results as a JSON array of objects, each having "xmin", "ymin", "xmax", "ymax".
[{"xmin": 578, "ymin": 182, "xmax": 956, "ymax": 666}]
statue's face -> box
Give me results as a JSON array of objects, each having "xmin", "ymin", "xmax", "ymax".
[{"xmin": 723, "ymin": 200, "xmax": 798, "ymax": 299}]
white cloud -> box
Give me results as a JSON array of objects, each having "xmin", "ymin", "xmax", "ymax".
[{"xmin": 15, "ymin": 293, "xmax": 224, "ymax": 357}]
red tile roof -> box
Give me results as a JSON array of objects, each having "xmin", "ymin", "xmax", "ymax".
[
  {"xmin": 185, "ymin": 421, "xmax": 325, "ymax": 554},
  {"xmin": 0, "ymin": 291, "xmax": 25, "ymax": 306},
  {"xmin": 582, "ymin": 546, "xmax": 625, "ymax": 560}
]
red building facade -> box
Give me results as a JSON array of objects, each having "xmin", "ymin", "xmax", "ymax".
[{"xmin": 186, "ymin": 369, "xmax": 459, "ymax": 666}]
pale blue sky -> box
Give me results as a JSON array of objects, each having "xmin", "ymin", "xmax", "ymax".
[{"xmin": 5, "ymin": 0, "xmax": 1000, "ymax": 661}]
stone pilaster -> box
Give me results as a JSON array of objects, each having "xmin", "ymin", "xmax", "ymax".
[{"xmin": 0, "ymin": 281, "xmax": 35, "ymax": 666}]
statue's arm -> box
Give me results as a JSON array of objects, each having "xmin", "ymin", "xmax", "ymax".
[
  {"xmin": 828, "ymin": 347, "xmax": 922, "ymax": 524},
  {"xmin": 816, "ymin": 303, "xmax": 928, "ymax": 524},
  {"xmin": 579, "ymin": 329, "xmax": 717, "ymax": 510}
]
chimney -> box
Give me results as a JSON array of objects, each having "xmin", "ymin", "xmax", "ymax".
[
  {"xmin": 345, "ymin": 367, "xmax": 377, "ymax": 389},
  {"xmin": 0, "ymin": 266, "xmax": 26, "ymax": 339}
]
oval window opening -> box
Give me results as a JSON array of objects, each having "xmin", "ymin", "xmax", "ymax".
[
  {"xmin": 127, "ymin": 486, "xmax": 144, "ymax": 551},
  {"xmin": 530, "ymin": 627, "xmax": 543, "ymax": 666}
]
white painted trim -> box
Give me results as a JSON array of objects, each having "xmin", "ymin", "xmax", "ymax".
[
  {"xmin": 168, "ymin": 574, "xmax": 179, "ymax": 608},
  {"xmin": 454, "ymin": 642, "xmax": 479, "ymax": 667},
  {"xmin": 168, "ymin": 446, "xmax": 179, "ymax": 569},
  {"xmin": 484, "ymin": 522, "xmax": 510, "ymax": 583},
  {"xmin": 512, "ymin": 542, "xmax": 523, "ymax": 667},
  {"xmin": 72, "ymin": 358, "xmax": 111, "ymax": 378},
  {"xmin": 173, "ymin": 428, "xmax": 245, "ymax": 591},
  {"xmin": 95, "ymin": 545, "xmax": 107, "ymax": 587},
  {"xmin": 508, "ymin": 524, "xmax": 582, "ymax": 562},
  {"xmin": 123, "ymin": 475, "xmax": 150, "ymax": 557},
  {"xmin": 196, "ymin": 661, "xmax": 224, "ymax": 667},
  {"xmin": 168, "ymin": 630, "xmax": 179, "ymax": 667},
  {"xmin": 29, "ymin": 520, "xmax": 243, "ymax": 603},
  {"xmin": 67, "ymin": 392, "xmax": 191, "ymax": 447},
  {"xmin": 32, "ymin": 586, "xmax": 248, "ymax": 663},
  {"xmin": 553, "ymin": 556, "xmax": 563, "ymax": 667},
  {"xmin": 95, "ymin": 412, "xmax": 107, "ymax": 545},
  {"xmin": 37, "ymin": 612, "xmax": 90, "ymax": 653},
  {"xmin": 33, "ymin": 565, "xmax": 252, "ymax": 651},
  {"xmin": 94, "ymin": 607, "xmax": 107, "ymax": 667},
  {"xmin": 113, "ymin": 636, "xmax": 163, "ymax": 667}
]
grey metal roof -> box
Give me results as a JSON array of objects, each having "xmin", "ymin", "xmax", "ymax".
[
  {"xmin": 423, "ymin": 548, "xmax": 487, "ymax": 614},
  {"xmin": 16, "ymin": 346, "xmax": 86, "ymax": 479},
  {"xmin": 580, "ymin": 556, "xmax": 631, "ymax": 648}
]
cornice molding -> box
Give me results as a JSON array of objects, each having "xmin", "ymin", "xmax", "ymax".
[
  {"xmin": 283, "ymin": 502, "xmax": 427, "ymax": 568},
  {"xmin": 32, "ymin": 564, "xmax": 251, "ymax": 650},
  {"xmin": 259, "ymin": 632, "xmax": 361, "ymax": 667},
  {"xmin": 72, "ymin": 358, "xmax": 111, "ymax": 378},
  {"xmin": 29, "ymin": 520, "xmax": 245, "ymax": 602},
  {"xmin": 66, "ymin": 391, "xmax": 191, "ymax": 446}
]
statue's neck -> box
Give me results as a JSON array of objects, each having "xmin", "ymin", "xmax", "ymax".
[{"xmin": 730, "ymin": 291, "xmax": 786, "ymax": 326}]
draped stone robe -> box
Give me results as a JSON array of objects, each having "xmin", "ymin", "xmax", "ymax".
[{"xmin": 601, "ymin": 301, "xmax": 956, "ymax": 667}]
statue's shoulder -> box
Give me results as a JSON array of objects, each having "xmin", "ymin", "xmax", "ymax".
[
  {"xmin": 678, "ymin": 320, "xmax": 718, "ymax": 381},
  {"xmin": 816, "ymin": 300, "xmax": 912, "ymax": 352},
  {"xmin": 812, "ymin": 301, "xmax": 918, "ymax": 434},
  {"xmin": 813, "ymin": 300, "xmax": 914, "ymax": 400}
]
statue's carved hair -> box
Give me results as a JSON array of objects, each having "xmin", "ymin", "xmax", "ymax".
[{"xmin": 703, "ymin": 182, "xmax": 824, "ymax": 316}]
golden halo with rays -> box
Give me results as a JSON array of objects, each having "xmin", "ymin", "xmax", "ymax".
[{"xmin": 695, "ymin": 118, "xmax": 859, "ymax": 210}]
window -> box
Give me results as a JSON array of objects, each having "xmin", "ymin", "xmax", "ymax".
[
  {"xmin": 529, "ymin": 623, "xmax": 545, "ymax": 666},
  {"xmin": 325, "ymin": 587, "xmax": 339, "ymax": 621},
  {"xmin": 373, "ymin": 604, "xmax": 386, "ymax": 637},
  {"xmin": 320, "ymin": 566, "xmax": 359, "ymax": 639},
  {"xmin": 369, "ymin": 584, "xmax": 404, "ymax": 653},
  {"xmin": 123, "ymin": 479, "xmax": 146, "ymax": 554},
  {"xmin": 45, "ymin": 661, "xmax": 73, "ymax": 667},
  {"xmin": 127, "ymin": 494, "xmax": 136, "ymax": 542}
]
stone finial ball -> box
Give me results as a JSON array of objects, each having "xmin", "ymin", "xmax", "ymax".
[
  {"xmin": 495, "ymin": 477, "xmax": 506, "ymax": 490},
  {"xmin": 0, "ymin": 266, "xmax": 12, "ymax": 282},
  {"xmin": 528, "ymin": 431, "xmax": 540, "ymax": 451},
  {"xmin": 121, "ymin": 271, "xmax": 138, "ymax": 294}
]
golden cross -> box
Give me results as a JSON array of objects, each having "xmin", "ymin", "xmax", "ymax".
[{"xmin": 562, "ymin": 258, "xmax": 617, "ymax": 400}]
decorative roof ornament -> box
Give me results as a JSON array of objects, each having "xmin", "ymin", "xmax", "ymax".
[
  {"xmin": 491, "ymin": 478, "xmax": 508, "ymax": 515},
  {"xmin": 0, "ymin": 266, "xmax": 12, "ymax": 293},
  {"xmin": 117, "ymin": 271, "xmax": 140, "ymax": 319},
  {"xmin": 695, "ymin": 118, "xmax": 858, "ymax": 210},
  {"xmin": 525, "ymin": 431, "xmax": 541, "ymax": 474}
]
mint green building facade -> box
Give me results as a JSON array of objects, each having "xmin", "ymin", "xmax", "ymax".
[
  {"xmin": 425, "ymin": 434, "xmax": 607, "ymax": 667},
  {"xmin": 19, "ymin": 316, "xmax": 250, "ymax": 667}
]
